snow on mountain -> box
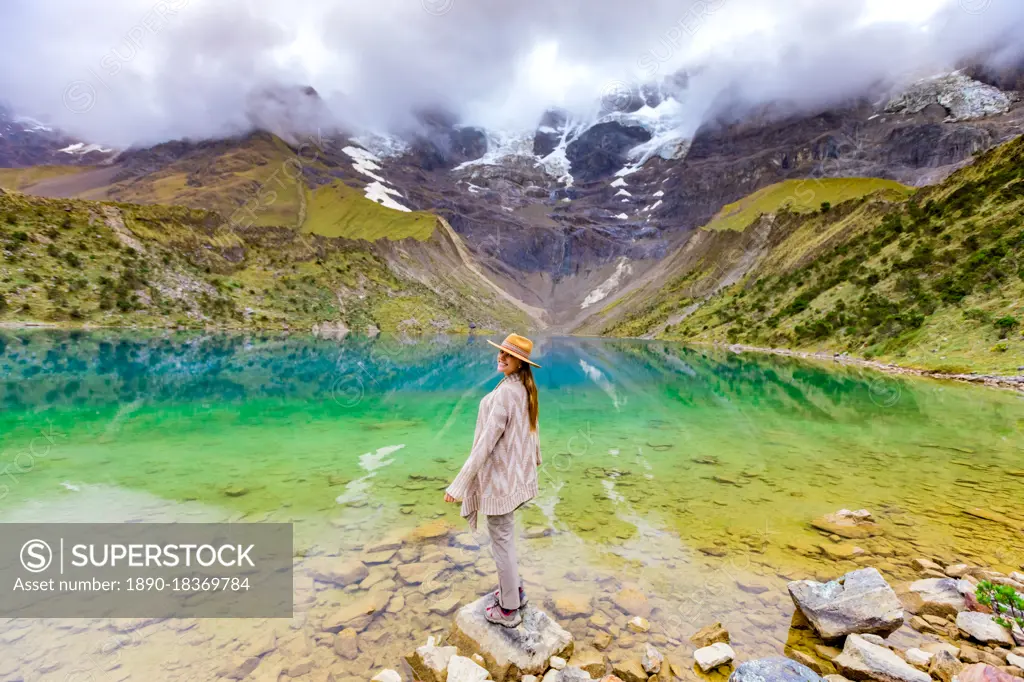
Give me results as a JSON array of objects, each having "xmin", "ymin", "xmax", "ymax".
[
  {"xmin": 58, "ymin": 142, "xmax": 113, "ymax": 155},
  {"xmin": 342, "ymin": 144, "xmax": 411, "ymax": 211},
  {"xmin": 885, "ymin": 70, "xmax": 1018, "ymax": 121}
]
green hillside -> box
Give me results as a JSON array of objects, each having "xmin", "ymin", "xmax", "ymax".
[
  {"xmin": 303, "ymin": 181, "xmax": 437, "ymax": 241},
  {"xmin": 604, "ymin": 136, "xmax": 1024, "ymax": 374},
  {"xmin": 0, "ymin": 189, "xmax": 529, "ymax": 333},
  {"xmin": 707, "ymin": 177, "xmax": 913, "ymax": 232}
]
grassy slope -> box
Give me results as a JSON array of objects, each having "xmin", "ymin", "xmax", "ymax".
[
  {"xmin": 0, "ymin": 190, "xmax": 528, "ymax": 333},
  {"xmin": 102, "ymin": 133, "xmax": 305, "ymax": 228},
  {"xmin": 604, "ymin": 137, "xmax": 1024, "ymax": 374},
  {"xmin": 303, "ymin": 182, "xmax": 437, "ymax": 241},
  {"xmin": 0, "ymin": 165, "xmax": 88, "ymax": 191},
  {"xmin": 707, "ymin": 177, "xmax": 913, "ymax": 232}
]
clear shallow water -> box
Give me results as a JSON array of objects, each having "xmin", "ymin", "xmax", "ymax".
[{"xmin": 1, "ymin": 331, "xmax": 1023, "ymax": 681}]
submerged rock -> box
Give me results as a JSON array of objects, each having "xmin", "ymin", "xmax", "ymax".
[
  {"xmin": 788, "ymin": 568, "xmax": 904, "ymax": 639},
  {"xmin": 306, "ymin": 557, "xmax": 369, "ymax": 586},
  {"xmin": 611, "ymin": 659, "xmax": 647, "ymax": 682},
  {"xmin": 569, "ymin": 650, "xmax": 607, "ymax": 678},
  {"xmin": 811, "ymin": 510, "xmax": 882, "ymax": 539},
  {"xmin": 542, "ymin": 666, "xmax": 592, "ymax": 682},
  {"xmin": 447, "ymin": 596, "xmax": 573, "ymax": 682},
  {"xmin": 641, "ymin": 644, "xmax": 663, "ymax": 674},
  {"xmin": 691, "ymin": 622, "xmax": 730, "ymax": 648},
  {"xmin": 833, "ymin": 634, "xmax": 930, "ymax": 682},
  {"xmin": 729, "ymin": 657, "xmax": 822, "ymax": 682}
]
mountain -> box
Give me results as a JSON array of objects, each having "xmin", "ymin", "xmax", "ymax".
[
  {"xmin": 0, "ymin": 187, "xmax": 538, "ymax": 333},
  {"xmin": 591, "ymin": 134, "xmax": 1024, "ymax": 374},
  {"xmin": 342, "ymin": 70, "xmax": 1024, "ymax": 327},
  {"xmin": 0, "ymin": 104, "xmax": 115, "ymax": 167},
  {"xmin": 0, "ymin": 69, "xmax": 1022, "ymax": 371}
]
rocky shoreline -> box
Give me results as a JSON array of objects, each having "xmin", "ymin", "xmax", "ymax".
[
  {"xmin": 376, "ymin": 545, "xmax": 1024, "ymax": 682},
  {"xmin": 703, "ymin": 343, "xmax": 1024, "ymax": 393}
]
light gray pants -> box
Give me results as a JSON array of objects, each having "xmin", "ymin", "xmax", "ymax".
[{"xmin": 486, "ymin": 511, "xmax": 521, "ymax": 610}]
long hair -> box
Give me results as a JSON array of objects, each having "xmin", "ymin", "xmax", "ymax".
[{"xmin": 515, "ymin": 363, "xmax": 539, "ymax": 432}]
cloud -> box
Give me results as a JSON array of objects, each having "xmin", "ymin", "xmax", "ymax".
[{"xmin": 0, "ymin": 0, "xmax": 1022, "ymax": 147}]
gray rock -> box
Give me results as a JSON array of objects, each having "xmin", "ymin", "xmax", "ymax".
[
  {"xmin": 642, "ymin": 644, "xmax": 664, "ymax": 674},
  {"xmin": 906, "ymin": 578, "xmax": 967, "ymax": 617},
  {"xmin": 956, "ymin": 612, "xmax": 1014, "ymax": 646},
  {"xmin": 447, "ymin": 596, "xmax": 573, "ymax": 682},
  {"xmin": 446, "ymin": 656, "xmax": 489, "ymax": 682},
  {"xmin": 729, "ymin": 657, "xmax": 823, "ymax": 682},
  {"xmin": 695, "ymin": 643, "xmax": 736, "ymax": 672},
  {"xmin": 788, "ymin": 568, "xmax": 904, "ymax": 640},
  {"xmin": 405, "ymin": 644, "xmax": 458, "ymax": 682},
  {"xmin": 541, "ymin": 667, "xmax": 591, "ymax": 682},
  {"xmin": 833, "ymin": 634, "xmax": 930, "ymax": 682}
]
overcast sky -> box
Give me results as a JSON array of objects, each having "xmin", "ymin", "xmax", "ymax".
[{"xmin": 1, "ymin": 0, "xmax": 1022, "ymax": 147}]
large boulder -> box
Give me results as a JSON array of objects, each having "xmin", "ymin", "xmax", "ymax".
[
  {"xmin": 904, "ymin": 578, "xmax": 967, "ymax": 617},
  {"xmin": 729, "ymin": 657, "xmax": 822, "ymax": 682},
  {"xmin": 956, "ymin": 612, "xmax": 1014, "ymax": 646},
  {"xmin": 447, "ymin": 596, "xmax": 574, "ymax": 682},
  {"xmin": 833, "ymin": 634, "xmax": 930, "ymax": 682},
  {"xmin": 788, "ymin": 568, "xmax": 904, "ymax": 640}
]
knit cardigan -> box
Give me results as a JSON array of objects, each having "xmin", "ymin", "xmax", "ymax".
[{"xmin": 445, "ymin": 373, "xmax": 541, "ymax": 530}]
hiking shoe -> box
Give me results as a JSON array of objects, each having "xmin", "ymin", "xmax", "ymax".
[
  {"xmin": 491, "ymin": 586, "xmax": 528, "ymax": 608},
  {"xmin": 484, "ymin": 603, "xmax": 522, "ymax": 628}
]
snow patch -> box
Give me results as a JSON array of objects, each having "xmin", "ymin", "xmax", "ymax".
[
  {"xmin": 615, "ymin": 188, "xmax": 632, "ymax": 197},
  {"xmin": 14, "ymin": 116, "xmax": 52, "ymax": 132},
  {"xmin": 581, "ymin": 258, "xmax": 633, "ymax": 309},
  {"xmin": 58, "ymin": 142, "xmax": 111, "ymax": 155},
  {"xmin": 364, "ymin": 182, "xmax": 411, "ymax": 212},
  {"xmin": 653, "ymin": 190, "xmax": 664, "ymax": 197},
  {"xmin": 342, "ymin": 145, "xmax": 387, "ymax": 183},
  {"xmin": 610, "ymin": 178, "xmax": 628, "ymax": 188},
  {"xmin": 615, "ymin": 212, "xmax": 629, "ymax": 220}
]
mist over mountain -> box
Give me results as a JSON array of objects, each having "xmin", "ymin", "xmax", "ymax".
[{"xmin": 2, "ymin": 0, "xmax": 1024, "ymax": 147}]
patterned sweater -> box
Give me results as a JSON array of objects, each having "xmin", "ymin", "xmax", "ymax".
[{"xmin": 446, "ymin": 372, "xmax": 541, "ymax": 530}]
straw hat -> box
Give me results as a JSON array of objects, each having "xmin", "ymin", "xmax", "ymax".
[{"xmin": 487, "ymin": 333, "xmax": 541, "ymax": 368}]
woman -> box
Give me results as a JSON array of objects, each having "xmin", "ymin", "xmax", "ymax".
[{"xmin": 444, "ymin": 333, "xmax": 542, "ymax": 628}]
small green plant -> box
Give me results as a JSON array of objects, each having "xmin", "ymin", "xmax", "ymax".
[
  {"xmin": 977, "ymin": 580, "xmax": 1024, "ymax": 631},
  {"xmin": 994, "ymin": 315, "xmax": 1019, "ymax": 338},
  {"xmin": 820, "ymin": 201, "xmax": 831, "ymax": 213}
]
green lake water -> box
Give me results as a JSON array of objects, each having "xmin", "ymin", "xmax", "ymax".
[{"xmin": 1, "ymin": 330, "xmax": 1023, "ymax": 681}]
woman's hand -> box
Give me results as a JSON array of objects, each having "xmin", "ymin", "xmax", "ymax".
[{"xmin": 444, "ymin": 493, "xmax": 459, "ymax": 504}]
